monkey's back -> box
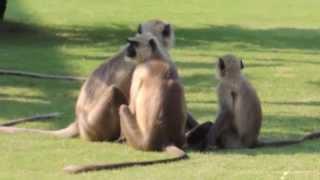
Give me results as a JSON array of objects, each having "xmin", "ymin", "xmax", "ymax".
[
  {"xmin": 234, "ymin": 78, "xmax": 262, "ymax": 146},
  {"xmin": 76, "ymin": 50, "xmax": 136, "ymax": 110},
  {"xmin": 131, "ymin": 60, "xmax": 186, "ymax": 150}
]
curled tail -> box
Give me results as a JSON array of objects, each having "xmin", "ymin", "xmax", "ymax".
[
  {"xmin": 64, "ymin": 145, "xmax": 187, "ymax": 174},
  {"xmin": 0, "ymin": 121, "xmax": 79, "ymax": 138}
]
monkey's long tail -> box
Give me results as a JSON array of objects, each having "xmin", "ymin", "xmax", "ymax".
[
  {"xmin": 255, "ymin": 130, "xmax": 320, "ymax": 148},
  {"xmin": 64, "ymin": 145, "xmax": 187, "ymax": 174},
  {"xmin": 0, "ymin": 112, "xmax": 61, "ymax": 126},
  {"xmin": 0, "ymin": 121, "xmax": 79, "ymax": 138}
]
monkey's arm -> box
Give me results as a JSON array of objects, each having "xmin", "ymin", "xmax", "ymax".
[
  {"xmin": 186, "ymin": 112, "xmax": 199, "ymax": 131},
  {"xmin": 206, "ymin": 88, "xmax": 234, "ymax": 148},
  {"xmin": 0, "ymin": 69, "xmax": 86, "ymax": 81},
  {"xmin": 119, "ymin": 105, "xmax": 146, "ymax": 150},
  {"xmin": 205, "ymin": 108, "xmax": 234, "ymax": 148}
]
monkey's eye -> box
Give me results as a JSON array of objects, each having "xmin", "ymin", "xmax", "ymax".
[{"xmin": 162, "ymin": 24, "xmax": 171, "ymax": 37}]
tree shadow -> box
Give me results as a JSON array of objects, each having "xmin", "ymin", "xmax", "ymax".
[
  {"xmin": 0, "ymin": 8, "xmax": 136, "ymax": 129},
  {"xmin": 308, "ymin": 80, "xmax": 320, "ymax": 87},
  {"xmin": 176, "ymin": 25, "xmax": 320, "ymax": 51},
  {"xmin": 0, "ymin": 76, "xmax": 80, "ymax": 128}
]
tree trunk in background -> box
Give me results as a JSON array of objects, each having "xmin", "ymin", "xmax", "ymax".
[{"xmin": 0, "ymin": 0, "xmax": 7, "ymax": 21}]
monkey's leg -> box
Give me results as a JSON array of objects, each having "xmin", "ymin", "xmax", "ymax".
[
  {"xmin": 206, "ymin": 110, "xmax": 234, "ymax": 149},
  {"xmin": 80, "ymin": 86, "xmax": 126, "ymax": 141},
  {"xmin": 219, "ymin": 130, "xmax": 244, "ymax": 149},
  {"xmin": 185, "ymin": 112, "xmax": 199, "ymax": 131},
  {"xmin": 186, "ymin": 122, "xmax": 212, "ymax": 150},
  {"xmin": 119, "ymin": 105, "xmax": 146, "ymax": 150}
]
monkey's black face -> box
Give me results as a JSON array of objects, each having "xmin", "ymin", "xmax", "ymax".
[{"xmin": 126, "ymin": 40, "xmax": 138, "ymax": 58}]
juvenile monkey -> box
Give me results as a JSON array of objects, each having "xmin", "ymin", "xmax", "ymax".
[
  {"xmin": 64, "ymin": 35, "xmax": 188, "ymax": 174},
  {"xmin": 0, "ymin": 20, "xmax": 177, "ymax": 141},
  {"xmin": 187, "ymin": 54, "xmax": 320, "ymax": 150}
]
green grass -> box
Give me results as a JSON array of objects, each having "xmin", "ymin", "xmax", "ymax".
[{"xmin": 1, "ymin": 0, "xmax": 320, "ymax": 179}]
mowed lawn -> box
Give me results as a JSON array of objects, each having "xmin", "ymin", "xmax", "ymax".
[{"xmin": 1, "ymin": 0, "xmax": 320, "ymax": 179}]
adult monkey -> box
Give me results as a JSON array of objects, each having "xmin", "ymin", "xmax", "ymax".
[
  {"xmin": 64, "ymin": 33, "xmax": 188, "ymax": 174},
  {"xmin": 0, "ymin": 20, "xmax": 191, "ymax": 141},
  {"xmin": 138, "ymin": 20, "xmax": 198, "ymax": 130},
  {"xmin": 187, "ymin": 54, "xmax": 320, "ymax": 150}
]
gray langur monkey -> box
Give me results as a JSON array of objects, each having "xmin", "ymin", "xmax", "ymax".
[{"xmin": 187, "ymin": 54, "xmax": 320, "ymax": 150}]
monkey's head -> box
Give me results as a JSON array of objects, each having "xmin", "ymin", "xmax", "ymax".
[
  {"xmin": 125, "ymin": 33, "xmax": 161, "ymax": 62},
  {"xmin": 137, "ymin": 20, "xmax": 175, "ymax": 50},
  {"xmin": 216, "ymin": 54, "xmax": 244, "ymax": 80}
]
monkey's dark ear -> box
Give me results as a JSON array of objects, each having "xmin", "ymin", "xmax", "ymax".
[
  {"xmin": 149, "ymin": 38, "xmax": 157, "ymax": 51},
  {"xmin": 240, "ymin": 59, "xmax": 244, "ymax": 69},
  {"xmin": 218, "ymin": 58, "xmax": 225, "ymax": 70},
  {"xmin": 137, "ymin": 24, "xmax": 142, "ymax": 34},
  {"xmin": 162, "ymin": 24, "xmax": 171, "ymax": 37}
]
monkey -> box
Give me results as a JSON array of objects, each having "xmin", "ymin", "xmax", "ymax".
[
  {"xmin": 187, "ymin": 54, "xmax": 320, "ymax": 150},
  {"xmin": 0, "ymin": 20, "xmax": 179, "ymax": 141},
  {"xmin": 63, "ymin": 35, "xmax": 188, "ymax": 174},
  {"xmin": 137, "ymin": 20, "xmax": 198, "ymax": 130}
]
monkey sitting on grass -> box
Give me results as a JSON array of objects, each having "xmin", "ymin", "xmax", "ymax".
[{"xmin": 187, "ymin": 54, "xmax": 320, "ymax": 150}]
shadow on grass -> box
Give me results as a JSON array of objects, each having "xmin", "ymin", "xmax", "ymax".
[
  {"xmin": 0, "ymin": 21, "xmax": 133, "ymax": 47},
  {"xmin": 0, "ymin": 76, "xmax": 80, "ymax": 128},
  {"xmin": 176, "ymin": 25, "xmax": 320, "ymax": 51},
  {"xmin": 0, "ymin": 21, "xmax": 136, "ymax": 128}
]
